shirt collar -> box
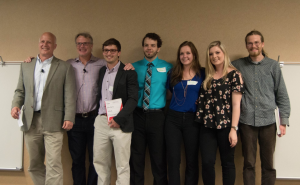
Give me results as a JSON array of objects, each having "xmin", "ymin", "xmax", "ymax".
[
  {"xmin": 75, "ymin": 54, "xmax": 97, "ymax": 63},
  {"xmin": 142, "ymin": 56, "xmax": 159, "ymax": 67},
  {"xmin": 106, "ymin": 61, "xmax": 120, "ymax": 73},
  {"xmin": 36, "ymin": 55, "xmax": 53, "ymax": 65},
  {"xmin": 247, "ymin": 53, "xmax": 266, "ymax": 65}
]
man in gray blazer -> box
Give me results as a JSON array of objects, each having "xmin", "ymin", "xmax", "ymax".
[{"xmin": 11, "ymin": 32, "xmax": 76, "ymax": 185}]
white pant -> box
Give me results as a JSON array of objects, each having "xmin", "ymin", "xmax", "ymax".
[{"xmin": 93, "ymin": 115, "xmax": 132, "ymax": 185}]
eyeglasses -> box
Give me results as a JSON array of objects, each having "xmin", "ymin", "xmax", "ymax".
[
  {"xmin": 103, "ymin": 49, "xmax": 118, "ymax": 54},
  {"xmin": 246, "ymin": 41, "xmax": 262, "ymax": 46},
  {"xmin": 76, "ymin": 42, "xmax": 91, "ymax": 46}
]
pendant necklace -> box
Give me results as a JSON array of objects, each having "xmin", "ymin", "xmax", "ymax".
[{"xmin": 173, "ymin": 79, "xmax": 191, "ymax": 106}]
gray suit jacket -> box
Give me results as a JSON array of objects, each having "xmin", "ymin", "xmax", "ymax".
[{"xmin": 11, "ymin": 56, "xmax": 76, "ymax": 132}]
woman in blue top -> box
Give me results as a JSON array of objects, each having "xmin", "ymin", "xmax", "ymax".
[
  {"xmin": 165, "ymin": 41, "xmax": 205, "ymax": 185},
  {"xmin": 195, "ymin": 41, "xmax": 244, "ymax": 185}
]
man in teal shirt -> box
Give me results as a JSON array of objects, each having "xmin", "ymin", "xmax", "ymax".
[{"xmin": 130, "ymin": 33, "xmax": 172, "ymax": 185}]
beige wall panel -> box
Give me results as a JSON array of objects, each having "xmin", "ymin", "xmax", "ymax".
[{"xmin": 0, "ymin": 0, "xmax": 299, "ymax": 184}]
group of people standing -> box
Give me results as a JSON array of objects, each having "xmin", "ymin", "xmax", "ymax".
[{"xmin": 11, "ymin": 30, "xmax": 290, "ymax": 185}]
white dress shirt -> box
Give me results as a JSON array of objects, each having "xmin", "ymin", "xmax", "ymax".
[{"xmin": 34, "ymin": 55, "xmax": 53, "ymax": 111}]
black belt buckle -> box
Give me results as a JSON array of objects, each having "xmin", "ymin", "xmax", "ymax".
[{"xmin": 82, "ymin": 112, "xmax": 88, "ymax": 118}]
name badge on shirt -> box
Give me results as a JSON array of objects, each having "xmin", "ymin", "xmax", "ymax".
[
  {"xmin": 157, "ymin": 67, "xmax": 166, "ymax": 72},
  {"xmin": 109, "ymin": 86, "xmax": 114, "ymax": 92},
  {"xmin": 187, "ymin": 81, "xmax": 198, "ymax": 85}
]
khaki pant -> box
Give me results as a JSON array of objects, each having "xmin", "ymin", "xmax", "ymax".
[
  {"xmin": 24, "ymin": 112, "xmax": 64, "ymax": 185},
  {"xmin": 93, "ymin": 115, "xmax": 132, "ymax": 185}
]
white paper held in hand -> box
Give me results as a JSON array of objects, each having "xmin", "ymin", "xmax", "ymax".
[
  {"xmin": 274, "ymin": 107, "xmax": 281, "ymax": 136},
  {"xmin": 105, "ymin": 98, "xmax": 123, "ymax": 122},
  {"xmin": 18, "ymin": 106, "xmax": 24, "ymax": 127}
]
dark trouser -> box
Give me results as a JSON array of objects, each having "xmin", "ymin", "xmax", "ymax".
[
  {"xmin": 239, "ymin": 123, "xmax": 276, "ymax": 185},
  {"xmin": 165, "ymin": 109, "xmax": 199, "ymax": 185},
  {"xmin": 199, "ymin": 125, "xmax": 236, "ymax": 185},
  {"xmin": 130, "ymin": 108, "xmax": 168, "ymax": 185},
  {"xmin": 67, "ymin": 115, "xmax": 97, "ymax": 185}
]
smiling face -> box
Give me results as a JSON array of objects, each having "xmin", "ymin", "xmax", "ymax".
[
  {"xmin": 179, "ymin": 45, "xmax": 194, "ymax": 67},
  {"xmin": 209, "ymin": 46, "xmax": 225, "ymax": 67},
  {"xmin": 143, "ymin": 37, "xmax": 160, "ymax": 60},
  {"xmin": 103, "ymin": 44, "xmax": 120, "ymax": 65},
  {"xmin": 39, "ymin": 32, "xmax": 57, "ymax": 58},
  {"xmin": 76, "ymin": 36, "xmax": 93, "ymax": 58},
  {"xmin": 246, "ymin": 34, "xmax": 264, "ymax": 57}
]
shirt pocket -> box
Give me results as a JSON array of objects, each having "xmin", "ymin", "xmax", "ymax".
[
  {"xmin": 152, "ymin": 69, "xmax": 168, "ymax": 84},
  {"xmin": 261, "ymin": 72, "xmax": 274, "ymax": 91}
]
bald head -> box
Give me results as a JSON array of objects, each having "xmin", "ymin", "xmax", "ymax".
[
  {"xmin": 40, "ymin": 32, "xmax": 57, "ymax": 44},
  {"xmin": 39, "ymin": 32, "xmax": 57, "ymax": 60}
]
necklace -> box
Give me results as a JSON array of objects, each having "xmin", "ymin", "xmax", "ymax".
[{"xmin": 173, "ymin": 79, "xmax": 191, "ymax": 106}]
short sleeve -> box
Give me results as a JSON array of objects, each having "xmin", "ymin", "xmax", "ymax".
[{"xmin": 231, "ymin": 70, "xmax": 244, "ymax": 93}]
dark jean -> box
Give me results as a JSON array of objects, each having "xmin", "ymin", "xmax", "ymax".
[
  {"xmin": 130, "ymin": 108, "xmax": 168, "ymax": 185},
  {"xmin": 165, "ymin": 109, "xmax": 199, "ymax": 185},
  {"xmin": 67, "ymin": 115, "xmax": 97, "ymax": 185},
  {"xmin": 239, "ymin": 123, "xmax": 276, "ymax": 185},
  {"xmin": 199, "ymin": 125, "xmax": 236, "ymax": 185}
]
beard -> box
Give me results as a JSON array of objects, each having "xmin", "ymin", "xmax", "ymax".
[
  {"xmin": 249, "ymin": 48, "xmax": 262, "ymax": 57},
  {"xmin": 144, "ymin": 51, "xmax": 158, "ymax": 60}
]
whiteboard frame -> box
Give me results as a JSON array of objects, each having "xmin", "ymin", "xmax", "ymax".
[
  {"xmin": 0, "ymin": 62, "xmax": 24, "ymax": 171},
  {"xmin": 274, "ymin": 62, "xmax": 300, "ymax": 180}
]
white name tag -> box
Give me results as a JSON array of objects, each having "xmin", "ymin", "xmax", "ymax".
[
  {"xmin": 187, "ymin": 81, "xmax": 198, "ymax": 85},
  {"xmin": 157, "ymin": 67, "xmax": 166, "ymax": 72},
  {"xmin": 109, "ymin": 86, "xmax": 114, "ymax": 92}
]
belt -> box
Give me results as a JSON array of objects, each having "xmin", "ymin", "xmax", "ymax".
[
  {"xmin": 34, "ymin": 110, "xmax": 41, "ymax": 113},
  {"xmin": 76, "ymin": 109, "xmax": 98, "ymax": 118},
  {"xmin": 100, "ymin": 113, "xmax": 107, "ymax": 116},
  {"xmin": 136, "ymin": 107, "xmax": 164, "ymax": 113}
]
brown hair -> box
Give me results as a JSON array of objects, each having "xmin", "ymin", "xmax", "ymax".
[
  {"xmin": 245, "ymin": 30, "xmax": 268, "ymax": 57},
  {"xmin": 75, "ymin": 32, "xmax": 93, "ymax": 44},
  {"xmin": 142, "ymin": 33, "xmax": 162, "ymax": 48},
  {"xmin": 102, "ymin": 38, "xmax": 121, "ymax": 51},
  {"xmin": 170, "ymin": 41, "xmax": 202, "ymax": 87}
]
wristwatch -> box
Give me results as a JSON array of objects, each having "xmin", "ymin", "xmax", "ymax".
[{"xmin": 231, "ymin": 126, "xmax": 238, "ymax": 131}]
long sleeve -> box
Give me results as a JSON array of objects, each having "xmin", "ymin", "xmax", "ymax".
[
  {"xmin": 114, "ymin": 70, "xmax": 138, "ymax": 128},
  {"xmin": 63, "ymin": 63, "xmax": 77, "ymax": 123},
  {"xmin": 273, "ymin": 62, "xmax": 290, "ymax": 125}
]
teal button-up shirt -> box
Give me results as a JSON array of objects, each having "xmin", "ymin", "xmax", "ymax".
[{"xmin": 132, "ymin": 57, "xmax": 173, "ymax": 109}]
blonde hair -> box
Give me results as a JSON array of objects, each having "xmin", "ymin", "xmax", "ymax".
[{"xmin": 203, "ymin": 41, "xmax": 236, "ymax": 90}]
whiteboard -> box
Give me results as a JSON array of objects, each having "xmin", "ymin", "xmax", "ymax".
[
  {"xmin": 274, "ymin": 63, "xmax": 300, "ymax": 179},
  {"xmin": 0, "ymin": 64, "xmax": 23, "ymax": 171}
]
